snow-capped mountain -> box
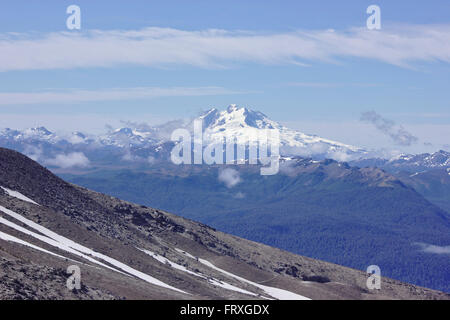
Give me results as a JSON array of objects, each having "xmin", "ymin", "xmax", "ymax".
[
  {"xmin": 391, "ymin": 150, "xmax": 450, "ymax": 168},
  {"xmin": 0, "ymin": 127, "xmax": 86, "ymax": 145},
  {"xmin": 100, "ymin": 127, "xmax": 157, "ymax": 148},
  {"xmin": 350, "ymin": 150, "xmax": 450, "ymax": 173},
  {"xmin": 0, "ymin": 126, "xmax": 57, "ymax": 143},
  {"xmin": 195, "ymin": 104, "xmax": 364, "ymax": 160}
]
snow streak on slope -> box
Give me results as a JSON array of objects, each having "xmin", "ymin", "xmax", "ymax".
[
  {"xmin": 0, "ymin": 215, "xmax": 119, "ymax": 272},
  {"xmin": 140, "ymin": 249, "xmax": 262, "ymax": 297},
  {"xmin": 0, "ymin": 205, "xmax": 187, "ymax": 294},
  {"xmin": 176, "ymin": 248, "xmax": 311, "ymax": 300},
  {"xmin": 199, "ymin": 258, "xmax": 310, "ymax": 300},
  {"xmin": 175, "ymin": 248, "xmax": 197, "ymax": 260},
  {"xmin": 0, "ymin": 230, "xmax": 78, "ymax": 262},
  {"xmin": 1, "ymin": 186, "xmax": 39, "ymax": 205}
]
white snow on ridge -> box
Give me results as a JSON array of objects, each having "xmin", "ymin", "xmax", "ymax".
[
  {"xmin": 1, "ymin": 187, "xmax": 39, "ymax": 205},
  {"xmin": 140, "ymin": 248, "xmax": 201, "ymax": 278},
  {"xmin": 198, "ymin": 258, "xmax": 310, "ymax": 300},
  {"xmin": 0, "ymin": 205, "xmax": 187, "ymax": 294},
  {"xmin": 140, "ymin": 249, "xmax": 261, "ymax": 297},
  {"xmin": 175, "ymin": 247, "xmax": 198, "ymax": 260},
  {"xmin": 176, "ymin": 249, "xmax": 310, "ymax": 300},
  {"xmin": 0, "ymin": 215, "xmax": 119, "ymax": 272},
  {"xmin": 0, "ymin": 230, "xmax": 79, "ymax": 262}
]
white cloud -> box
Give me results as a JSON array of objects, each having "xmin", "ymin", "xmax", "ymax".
[
  {"xmin": 287, "ymin": 82, "xmax": 380, "ymax": 88},
  {"xmin": 0, "ymin": 24, "xmax": 449, "ymax": 72},
  {"xmin": 0, "ymin": 86, "xmax": 242, "ymax": 105},
  {"xmin": 234, "ymin": 192, "xmax": 245, "ymax": 199},
  {"xmin": 23, "ymin": 145, "xmax": 43, "ymax": 162},
  {"xmin": 218, "ymin": 168, "xmax": 241, "ymax": 188},
  {"xmin": 45, "ymin": 152, "xmax": 90, "ymax": 168},
  {"xmin": 280, "ymin": 142, "xmax": 358, "ymax": 162},
  {"xmin": 279, "ymin": 161, "xmax": 297, "ymax": 176},
  {"xmin": 415, "ymin": 242, "xmax": 450, "ymax": 255},
  {"xmin": 327, "ymin": 150, "xmax": 352, "ymax": 162}
]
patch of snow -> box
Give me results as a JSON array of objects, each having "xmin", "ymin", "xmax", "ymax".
[
  {"xmin": 207, "ymin": 278, "xmax": 263, "ymax": 298},
  {"xmin": 409, "ymin": 172, "xmax": 423, "ymax": 177},
  {"xmin": 0, "ymin": 205, "xmax": 187, "ymax": 294},
  {"xmin": 141, "ymin": 249, "xmax": 261, "ymax": 297},
  {"xmin": 140, "ymin": 249, "xmax": 201, "ymax": 278},
  {"xmin": 198, "ymin": 258, "xmax": 310, "ymax": 300},
  {"xmin": 175, "ymin": 248, "xmax": 198, "ymax": 260},
  {"xmin": 0, "ymin": 230, "xmax": 79, "ymax": 263},
  {"xmin": 0, "ymin": 215, "xmax": 122, "ymax": 273},
  {"xmin": 176, "ymin": 248, "xmax": 310, "ymax": 300},
  {"xmin": 1, "ymin": 187, "xmax": 39, "ymax": 205}
]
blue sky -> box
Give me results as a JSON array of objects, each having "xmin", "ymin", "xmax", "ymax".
[{"xmin": 0, "ymin": 0, "xmax": 449, "ymax": 155}]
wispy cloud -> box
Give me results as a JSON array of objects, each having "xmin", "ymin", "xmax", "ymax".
[
  {"xmin": 0, "ymin": 86, "xmax": 242, "ymax": 105},
  {"xmin": 0, "ymin": 24, "xmax": 450, "ymax": 72},
  {"xmin": 360, "ymin": 111, "xmax": 419, "ymax": 146},
  {"xmin": 45, "ymin": 152, "xmax": 90, "ymax": 168},
  {"xmin": 414, "ymin": 242, "xmax": 450, "ymax": 255},
  {"xmin": 287, "ymin": 82, "xmax": 380, "ymax": 88},
  {"xmin": 218, "ymin": 168, "xmax": 241, "ymax": 188}
]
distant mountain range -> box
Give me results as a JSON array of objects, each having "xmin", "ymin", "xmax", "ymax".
[
  {"xmin": 350, "ymin": 150, "xmax": 450, "ymax": 173},
  {"xmin": 0, "ymin": 105, "xmax": 368, "ymax": 167},
  {"xmin": 1, "ymin": 105, "xmax": 448, "ymax": 172}
]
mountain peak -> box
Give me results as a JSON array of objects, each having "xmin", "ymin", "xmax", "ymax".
[
  {"xmin": 114, "ymin": 127, "xmax": 134, "ymax": 135},
  {"xmin": 199, "ymin": 104, "xmax": 272, "ymax": 130},
  {"xmin": 226, "ymin": 104, "xmax": 242, "ymax": 113},
  {"xmin": 26, "ymin": 126, "xmax": 52, "ymax": 136},
  {"xmin": 193, "ymin": 105, "xmax": 363, "ymax": 159}
]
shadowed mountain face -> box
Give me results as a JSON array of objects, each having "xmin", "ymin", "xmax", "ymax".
[
  {"xmin": 0, "ymin": 147, "xmax": 448, "ymax": 300},
  {"xmin": 60, "ymin": 157, "xmax": 450, "ymax": 293},
  {"xmin": 350, "ymin": 150, "xmax": 450, "ymax": 218},
  {"xmin": 395, "ymin": 168, "xmax": 450, "ymax": 213}
]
